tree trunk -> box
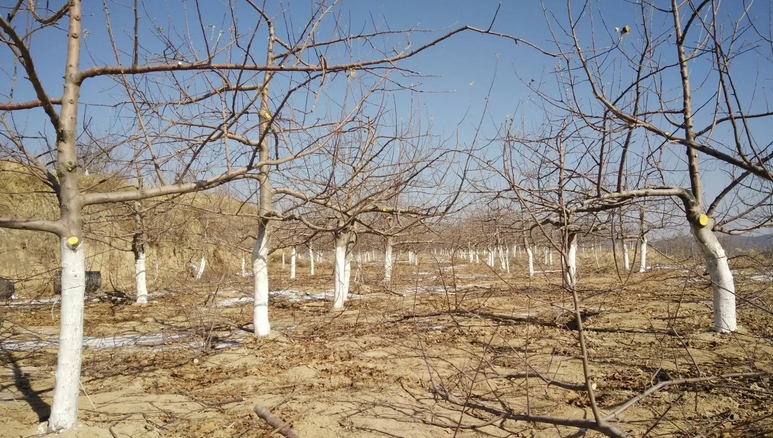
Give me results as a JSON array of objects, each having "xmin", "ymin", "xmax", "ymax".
[
  {"xmin": 638, "ymin": 233, "xmax": 647, "ymax": 273},
  {"xmin": 309, "ymin": 245, "xmax": 314, "ymax": 276},
  {"xmin": 290, "ymin": 246, "xmax": 296, "ymax": 279},
  {"xmin": 345, "ymin": 251, "xmax": 352, "ymax": 295},
  {"xmin": 691, "ymin": 222, "xmax": 736, "ymax": 333},
  {"xmin": 252, "ymin": 219, "xmax": 271, "ymax": 336},
  {"xmin": 134, "ymin": 244, "xmax": 147, "ymax": 304},
  {"xmin": 241, "ymin": 254, "xmax": 247, "ymax": 276},
  {"xmin": 563, "ymin": 233, "xmax": 578, "ymax": 289},
  {"xmin": 132, "ymin": 200, "xmax": 148, "ymax": 304},
  {"xmin": 49, "ymin": 238, "xmax": 86, "ymax": 431},
  {"xmin": 622, "ymin": 240, "xmax": 630, "ymax": 271},
  {"xmin": 526, "ymin": 246, "xmax": 534, "ymax": 277},
  {"xmin": 384, "ymin": 236, "xmax": 393, "ymax": 283},
  {"xmin": 333, "ymin": 230, "xmax": 349, "ymax": 309}
]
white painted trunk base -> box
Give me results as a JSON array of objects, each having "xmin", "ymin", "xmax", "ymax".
[
  {"xmin": 526, "ymin": 247, "xmax": 534, "ymax": 277},
  {"xmin": 691, "ymin": 223, "xmax": 736, "ymax": 333},
  {"xmin": 622, "ymin": 241, "xmax": 630, "ymax": 271},
  {"xmin": 638, "ymin": 235, "xmax": 647, "ymax": 273},
  {"xmin": 333, "ymin": 234, "xmax": 348, "ymax": 309},
  {"xmin": 309, "ymin": 247, "xmax": 315, "ymax": 276},
  {"xmin": 252, "ymin": 221, "xmax": 270, "ymax": 336},
  {"xmin": 290, "ymin": 246, "xmax": 296, "ymax": 279},
  {"xmin": 564, "ymin": 235, "xmax": 578, "ymax": 288},
  {"xmin": 49, "ymin": 238, "xmax": 86, "ymax": 431},
  {"xmin": 135, "ymin": 249, "xmax": 147, "ymax": 304},
  {"xmin": 384, "ymin": 240, "xmax": 393, "ymax": 283}
]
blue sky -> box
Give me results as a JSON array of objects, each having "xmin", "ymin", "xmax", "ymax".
[{"xmin": 2, "ymin": 0, "xmax": 771, "ymax": 230}]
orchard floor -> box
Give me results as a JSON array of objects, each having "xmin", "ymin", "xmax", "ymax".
[{"xmin": 1, "ymin": 257, "xmax": 773, "ymax": 437}]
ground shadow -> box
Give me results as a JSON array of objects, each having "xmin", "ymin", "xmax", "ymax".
[{"xmin": 1, "ymin": 350, "xmax": 50, "ymax": 422}]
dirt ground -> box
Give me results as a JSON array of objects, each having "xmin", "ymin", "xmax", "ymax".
[{"xmin": 1, "ymin": 255, "xmax": 772, "ymax": 437}]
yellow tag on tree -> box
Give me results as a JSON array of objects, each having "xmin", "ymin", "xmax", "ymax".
[
  {"xmin": 699, "ymin": 214, "xmax": 709, "ymax": 227},
  {"xmin": 67, "ymin": 236, "xmax": 79, "ymax": 246}
]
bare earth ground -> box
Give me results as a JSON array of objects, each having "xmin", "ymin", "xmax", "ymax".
[{"xmin": 1, "ymin": 256, "xmax": 772, "ymax": 437}]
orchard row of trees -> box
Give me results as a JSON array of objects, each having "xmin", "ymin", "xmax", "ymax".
[{"xmin": 2, "ymin": 0, "xmax": 772, "ymax": 434}]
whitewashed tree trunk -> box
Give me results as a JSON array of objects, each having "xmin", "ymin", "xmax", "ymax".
[
  {"xmin": 354, "ymin": 252, "xmax": 362, "ymax": 284},
  {"xmin": 505, "ymin": 248, "xmax": 511, "ymax": 273},
  {"xmin": 691, "ymin": 222, "xmax": 736, "ymax": 333},
  {"xmin": 49, "ymin": 238, "xmax": 86, "ymax": 431},
  {"xmin": 133, "ymin": 201, "xmax": 148, "ymax": 304},
  {"xmin": 468, "ymin": 246, "xmax": 474, "ymax": 263},
  {"xmin": 549, "ymin": 248, "xmax": 553, "ymax": 266},
  {"xmin": 563, "ymin": 234, "xmax": 578, "ymax": 288},
  {"xmin": 290, "ymin": 246, "xmax": 296, "ymax": 279},
  {"xmin": 333, "ymin": 231, "xmax": 349, "ymax": 309},
  {"xmin": 475, "ymin": 251, "xmax": 480, "ymax": 263},
  {"xmin": 384, "ymin": 236, "xmax": 393, "ymax": 283},
  {"xmin": 638, "ymin": 234, "xmax": 648, "ymax": 273},
  {"xmin": 622, "ymin": 240, "xmax": 630, "ymax": 271},
  {"xmin": 309, "ymin": 246, "xmax": 315, "ymax": 276},
  {"xmin": 196, "ymin": 255, "xmax": 206, "ymax": 280},
  {"xmin": 252, "ymin": 220, "xmax": 270, "ymax": 336},
  {"xmin": 526, "ymin": 246, "xmax": 534, "ymax": 277},
  {"xmin": 345, "ymin": 252, "xmax": 352, "ymax": 295},
  {"xmin": 281, "ymin": 250, "xmax": 285, "ymax": 267},
  {"xmin": 134, "ymin": 249, "xmax": 147, "ymax": 304},
  {"xmin": 544, "ymin": 248, "xmax": 549, "ymax": 265},
  {"xmin": 241, "ymin": 254, "xmax": 247, "ymax": 276}
]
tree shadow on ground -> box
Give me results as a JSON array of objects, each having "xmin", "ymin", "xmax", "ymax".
[{"xmin": 1, "ymin": 350, "xmax": 50, "ymax": 422}]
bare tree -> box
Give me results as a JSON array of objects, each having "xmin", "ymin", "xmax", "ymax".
[
  {"xmin": 525, "ymin": 0, "xmax": 773, "ymax": 332},
  {"xmin": 1, "ymin": 0, "xmax": 543, "ymax": 430}
]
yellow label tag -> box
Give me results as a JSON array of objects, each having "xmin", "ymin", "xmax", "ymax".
[
  {"xmin": 699, "ymin": 214, "xmax": 709, "ymax": 226},
  {"xmin": 382, "ymin": 207, "xmax": 387, "ymax": 212},
  {"xmin": 264, "ymin": 112, "xmax": 271, "ymax": 119},
  {"xmin": 67, "ymin": 236, "xmax": 79, "ymax": 246}
]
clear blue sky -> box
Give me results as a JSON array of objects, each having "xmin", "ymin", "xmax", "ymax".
[{"xmin": 3, "ymin": 0, "xmax": 770, "ymax": 228}]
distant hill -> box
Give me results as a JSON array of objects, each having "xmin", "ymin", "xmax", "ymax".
[{"xmin": 650, "ymin": 233, "xmax": 773, "ymax": 257}]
